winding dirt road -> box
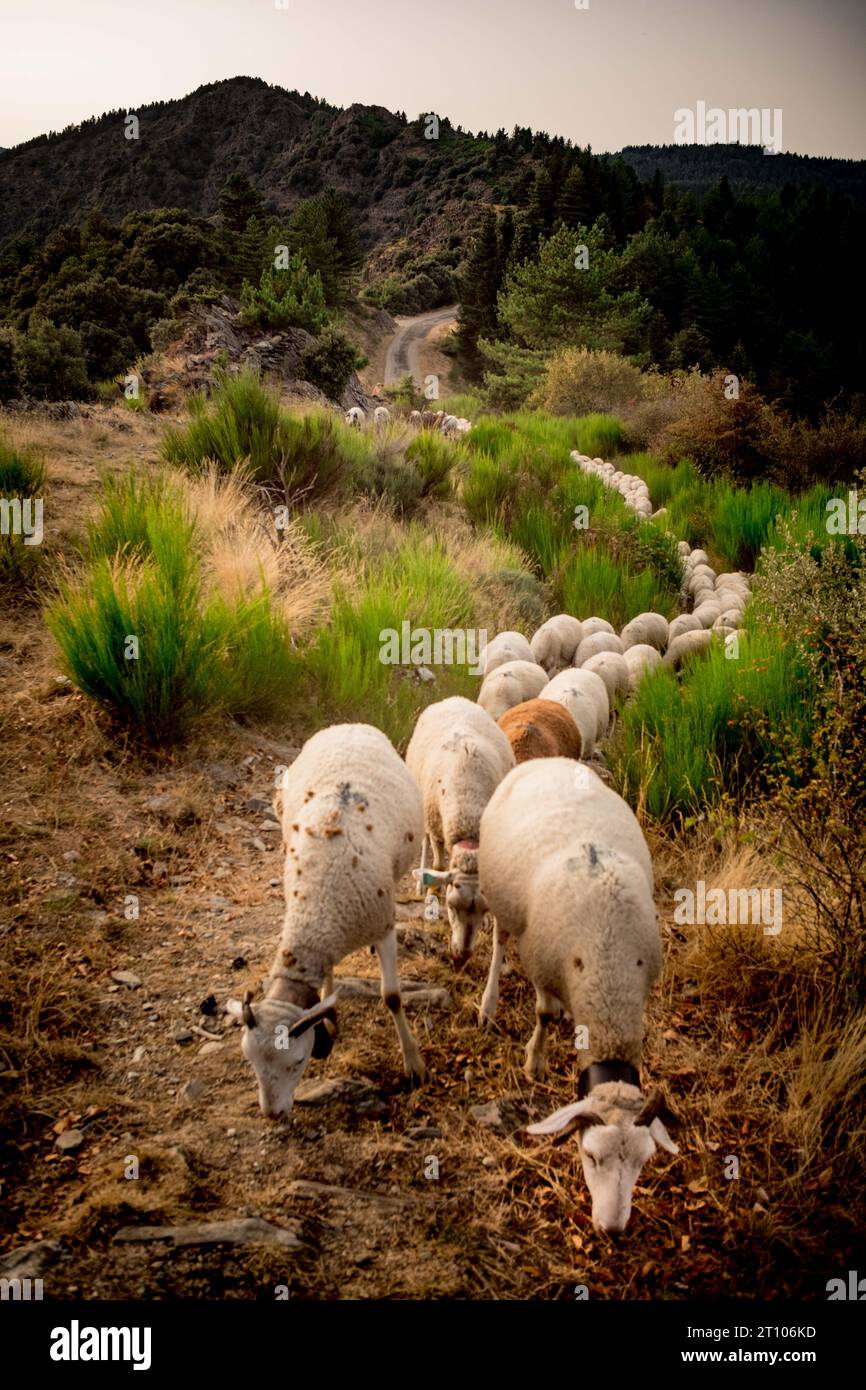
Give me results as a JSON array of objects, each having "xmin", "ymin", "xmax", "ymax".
[{"xmin": 384, "ymin": 305, "xmax": 458, "ymax": 388}]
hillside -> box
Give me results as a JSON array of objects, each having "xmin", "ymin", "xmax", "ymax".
[
  {"xmin": 617, "ymin": 143, "xmax": 866, "ymax": 201},
  {"xmin": 0, "ymin": 77, "xmax": 515, "ymax": 252}
]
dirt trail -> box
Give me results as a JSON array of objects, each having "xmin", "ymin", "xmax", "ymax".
[{"xmin": 384, "ymin": 306, "xmax": 457, "ymax": 389}]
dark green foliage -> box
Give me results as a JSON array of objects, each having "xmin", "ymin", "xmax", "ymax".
[
  {"xmin": 218, "ymin": 173, "xmax": 265, "ymax": 233},
  {"xmin": 14, "ymin": 315, "xmax": 91, "ymax": 399},
  {"xmin": 239, "ymin": 255, "xmax": 327, "ymax": 333},
  {"xmin": 0, "ymin": 328, "xmax": 19, "ymax": 400},
  {"xmin": 0, "ymin": 439, "xmax": 45, "ymax": 586},
  {"xmin": 300, "ymin": 327, "xmax": 367, "ymax": 400}
]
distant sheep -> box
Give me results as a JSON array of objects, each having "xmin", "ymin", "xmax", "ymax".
[
  {"xmin": 575, "ymin": 631, "xmax": 624, "ymax": 666},
  {"xmin": 623, "ymin": 643, "xmax": 662, "ymax": 693},
  {"xmin": 497, "ymin": 698, "xmax": 583, "ymax": 764},
  {"xmin": 229, "ymin": 724, "xmax": 426, "ymax": 1117},
  {"xmin": 664, "ymin": 628, "xmax": 715, "ymax": 668},
  {"xmin": 530, "ymin": 614, "xmax": 584, "ymax": 675},
  {"xmin": 581, "ymin": 650, "xmax": 630, "ymax": 706},
  {"xmin": 667, "ymin": 613, "xmax": 702, "ymax": 644},
  {"xmin": 478, "ymin": 759, "xmax": 677, "ymax": 1234},
  {"xmin": 540, "ymin": 667, "xmax": 609, "ymax": 755},
  {"xmin": 373, "ymin": 406, "xmax": 391, "ymax": 429},
  {"xmin": 477, "ymin": 659, "xmax": 548, "ymax": 721},
  {"xmin": 580, "ymin": 616, "xmax": 615, "ymax": 639},
  {"xmin": 620, "ymin": 612, "xmax": 669, "ymax": 653},
  {"xmin": 345, "ymin": 407, "xmax": 365, "ymax": 428},
  {"xmin": 405, "ymin": 697, "xmax": 514, "ymax": 965},
  {"xmin": 479, "ymin": 631, "xmax": 534, "ymax": 676}
]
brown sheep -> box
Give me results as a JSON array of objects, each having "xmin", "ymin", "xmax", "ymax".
[{"xmin": 497, "ymin": 698, "xmax": 583, "ymax": 764}]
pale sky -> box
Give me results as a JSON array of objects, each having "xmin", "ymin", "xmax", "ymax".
[{"xmin": 1, "ymin": 0, "xmax": 864, "ymax": 158}]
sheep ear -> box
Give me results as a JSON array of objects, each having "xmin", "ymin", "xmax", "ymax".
[
  {"xmin": 527, "ymin": 1099, "xmax": 602, "ymax": 1138},
  {"xmin": 635, "ymin": 1090, "xmax": 679, "ymax": 1131},
  {"xmin": 287, "ymin": 992, "xmax": 339, "ymax": 1040},
  {"xmin": 649, "ymin": 1117, "xmax": 679, "ymax": 1155}
]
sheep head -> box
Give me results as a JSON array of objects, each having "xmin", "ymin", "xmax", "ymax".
[
  {"xmin": 226, "ymin": 991, "xmax": 338, "ymax": 1118},
  {"xmin": 527, "ymin": 1086, "xmax": 678, "ymax": 1233},
  {"xmin": 445, "ymin": 841, "xmax": 488, "ymax": 966}
]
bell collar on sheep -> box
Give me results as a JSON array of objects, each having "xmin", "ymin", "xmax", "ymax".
[{"xmin": 578, "ymin": 1059, "xmax": 641, "ymax": 1099}]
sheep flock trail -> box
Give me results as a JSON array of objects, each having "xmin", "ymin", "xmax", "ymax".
[{"xmin": 383, "ymin": 306, "xmax": 458, "ymax": 388}]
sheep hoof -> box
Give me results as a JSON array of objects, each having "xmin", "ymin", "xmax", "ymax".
[
  {"xmin": 524, "ymin": 1053, "xmax": 547, "ymax": 1080},
  {"xmin": 477, "ymin": 1005, "xmax": 498, "ymax": 1029},
  {"xmin": 404, "ymin": 1060, "xmax": 428, "ymax": 1087}
]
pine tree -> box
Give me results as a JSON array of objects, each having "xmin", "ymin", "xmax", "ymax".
[
  {"xmin": 455, "ymin": 207, "xmax": 501, "ymax": 377},
  {"xmin": 218, "ymin": 174, "xmax": 264, "ymax": 234},
  {"xmin": 556, "ymin": 167, "xmax": 589, "ymax": 228}
]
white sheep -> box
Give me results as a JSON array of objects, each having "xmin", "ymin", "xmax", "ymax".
[
  {"xmin": 540, "ymin": 667, "xmax": 609, "ymax": 755},
  {"xmin": 667, "ymin": 612, "xmax": 702, "ymax": 644},
  {"xmin": 663, "ymin": 628, "xmax": 715, "ymax": 668},
  {"xmin": 373, "ymin": 405, "xmax": 392, "ymax": 429},
  {"xmin": 477, "ymin": 659, "xmax": 548, "ymax": 721},
  {"xmin": 620, "ymin": 612, "xmax": 669, "ymax": 652},
  {"xmin": 530, "ymin": 614, "xmax": 584, "ymax": 675},
  {"xmin": 405, "ymin": 697, "xmax": 514, "ymax": 965},
  {"xmin": 692, "ymin": 600, "xmax": 722, "ymax": 629},
  {"xmin": 409, "ymin": 410, "xmax": 422, "ymax": 426},
  {"xmin": 344, "ymin": 406, "xmax": 366, "ymax": 428},
  {"xmin": 623, "ymin": 643, "xmax": 662, "ymax": 693},
  {"xmin": 581, "ymin": 650, "xmax": 630, "ymax": 705},
  {"xmin": 479, "ymin": 630, "xmax": 534, "ymax": 676},
  {"xmin": 229, "ymin": 724, "xmax": 426, "ymax": 1116},
  {"xmin": 440, "ymin": 414, "xmax": 459, "ymax": 436},
  {"xmin": 478, "ymin": 759, "xmax": 677, "ymax": 1234},
  {"xmin": 575, "ymin": 631, "xmax": 624, "ymax": 666},
  {"xmin": 579, "ymin": 616, "xmax": 615, "ymax": 639}
]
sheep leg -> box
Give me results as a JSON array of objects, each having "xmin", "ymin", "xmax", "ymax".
[
  {"xmin": 478, "ymin": 919, "xmax": 508, "ymax": 1026},
  {"xmin": 431, "ymin": 835, "xmax": 447, "ymax": 871},
  {"xmin": 376, "ymin": 929, "xmax": 427, "ymax": 1084},
  {"xmin": 524, "ymin": 987, "xmax": 558, "ymax": 1079}
]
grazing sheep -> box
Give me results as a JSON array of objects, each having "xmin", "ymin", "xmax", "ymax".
[
  {"xmin": 479, "ymin": 630, "xmax": 534, "ymax": 676},
  {"xmin": 229, "ymin": 724, "xmax": 426, "ymax": 1116},
  {"xmin": 575, "ymin": 631, "xmax": 624, "ymax": 666},
  {"xmin": 667, "ymin": 612, "xmax": 702, "ymax": 644},
  {"xmin": 623, "ymin": 643, "xmax": 662, "ymax": 693},
  {"xmin": 663, "ymin": 628, "xmax": 715, "ymax": 668},
  {"xmin": 419, "ymin": 410, "xmax": 440, "ymax": 428},
  {"xmin": 455, "ymin": 418, "xmax": 472, "ymax": 433},
  {"xmin": 580, "ymin": 616, "xmax": 615, "ymax": 639},
  {"xmin": 581, "ymin": 650, "xmax": 630, "ymax": 705},
  {"xmin": 686, "ymin": 548, "xmax": 710, "ymax": 569},
  {"xmin": 620, "ymin": 612, "xmax": 669, "ymax": 653},
  {"xmin": 477, "ymin": 659, "xmax": 548, "ymax": 721},
  {"xmin": 409, "ymin": 410, "xmax": 422, "ymax": 426},
  {"xmin": 345, "ymin": 406, "xmax": 366, "ymax": 428},
  {"xmin": 692, "ymin": 600, "xmax": 722, "ymax": 629},
  {"xmin": 677, "ymin": 540, "xmax": 691, "ymax": 558},
  {"xmin": 405, "ymin": 697, "xmax": 514, "ymax": 965},
  {"xmin": 530, "ymin": 614, "xmax": 584, "ymax": 675},
  {"xmin": 373, "ymin": 405, "xmax": 391, "ymax": 429},
  {"xmin": 440, "ymin": 414, "xmax": 460, "ymax": 436},
  {"xmin": 478, "ymin": 759, "xmax": 676, "ymax": 1233},
  {"xmin": 498, "ymin": 699, "xmax": 583, "ymax": 764},
  {"xmin": 540, "ymin": 667, "xmax": 609, "ymax": 755}
]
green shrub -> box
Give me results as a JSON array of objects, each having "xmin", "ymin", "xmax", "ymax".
[
  {"xmin": 530, "ymin": 347, "xmax": 644, "ymax": 417},
  {"xmin": 405, "ymin": 432, "xmax": 457, "ymax": 499},
  {"xmin": 239, "ymin": 254, "xmax": 327, "ymax": 333},
  {"xmin": 47, "ymin": 472, "xmax": 299, "ymax": 742},
  {"xmin": 14, "ymin": 315, "xmax": 91, "ymax": 400},
  {"xmin": 557, "ymin": 545, "xmax": 677, "ymax": 629},
  {"xmin": 0, "ymin": 440, "xmax": 45, "ymax": 587},
  {"xmin": 608, "ymin": 622, "xmax": 814, "ymax": 820},
  {"xmin": 300, "ymin": 327, "xmax": 367, "ymax": 400}
]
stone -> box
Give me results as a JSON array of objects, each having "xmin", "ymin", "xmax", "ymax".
[
  {"xmin": 150, "ymin": 861, "xmax": 169, "ymax": 881},
  {"xmin": 113, "ymin": 1218, "xmax": 304, "ymax": 1250},
  {"xmin": 470, "ymin": 1095, "xmax": 533, "ymax": 1136},
  {"xmin": 0, "ymin": 1239, "xmax": 63, "ymax": 1280},
  {"xmin": 143, "ymin": 793, "xmax": 197, "ymax": 827},
  {"xmin": 111, "ymin": 970, "xmax": 142, "ymax": 989},
  {"xmin": 56, "ymin": 1128, "xmax": 84, "ymax": 1153},
  {"xmin": 198, "ymin": 1041, "xmax": 223, "ymax": 1057},
  {"xmin": 405, "ymin": 1125, "xmax": 443, "ymax": 1141},
  {"xmin": 180, "ymin": 1079, "xmax": 205, "ymax": 1103},
  {"xmin": 173, "ymin": 1028, "xmax": 193, "ymax": 1044},
  {"xmin": 294, "ymin": 1077, "xmax": 377, "ymax": 1106}
]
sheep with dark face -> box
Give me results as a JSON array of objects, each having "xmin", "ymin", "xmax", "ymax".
[
  {"xmin": 478, "ymin": 759, "xmax": 677, "ymax": 1234},
  {"xmin": 228, "ymin": 723, "xmax": 426, "ymax": 1117}
]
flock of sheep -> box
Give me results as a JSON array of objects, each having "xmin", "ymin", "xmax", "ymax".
[
  {"xmin": 345, "ymin": 405, "xmax": 472, "ymax": 436},
  {"xmin": 228, "ymin": 447, "xmax": 751, "ymax": 1235}
]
